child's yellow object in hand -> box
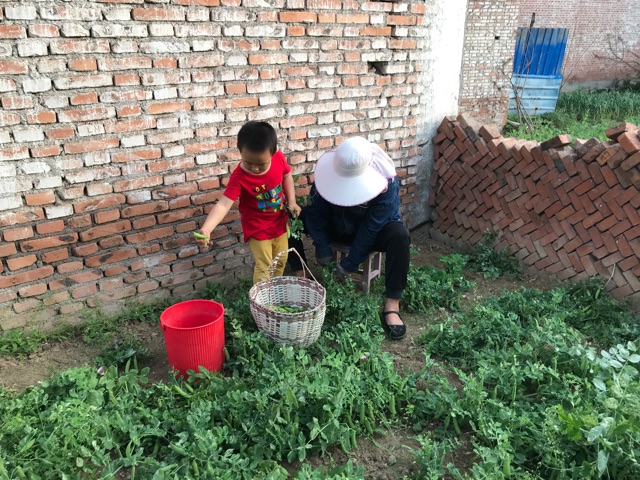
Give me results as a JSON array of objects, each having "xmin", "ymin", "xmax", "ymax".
[{"xmin": 193, "ymin": 232, "xmax": 209, "ymax": 248}]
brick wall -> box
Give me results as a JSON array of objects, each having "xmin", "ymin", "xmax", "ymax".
[
  {"xmin": 430, "ymin": 114, "xmax": 640, "ymax": 306},
  {"xmin": 518, "ymin": 1, "xmax": 640, "ymax": 85},
  {"xmin": 0, "ymin": 0, "xmax": 430, "ymax": 329},
  {"xmin": 459, "ymin": 0, "xmax": 519, "ymax": 125}
]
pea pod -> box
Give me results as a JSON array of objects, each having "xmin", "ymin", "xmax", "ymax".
[
  {"xmin": 174, "ymin": 385, "xmax": 190, "ymax": 399},
  {"xmin": 389, "ymin": 394, "xmax": 396, "ymax": 416},
  {"xmin": 339, "ymin": 437, "xmax": 350, "ymax": 454},
  {"xmin": 193, "ymin": 232, "xmax": 209, "ymax": 248},
  {"xmin": 170, "ymin": 444, "xmax": 188, "ymax": 457},
  {"xmin": 363, "ymin": 418, "xmax": 374, "ymax": 435}
]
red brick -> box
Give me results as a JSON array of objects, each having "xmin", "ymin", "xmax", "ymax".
[
  {"xmin": 46, "ymin": 126, "xmax": 75, "ymax": 140},
  {"xmin": 0, "ymin": 60, "xmax": 28, "ymax": 75},
  {"xmin": 0, "ymin": 243, "xmax": 18, "ymax": 257},
  {"xmin": 20, "ymin": 233, "xmax": 78, "ymax": 253},
  {"xmin": 104, "ymin": 117, "xmax": 156, "ymax": 134},
  {"xmin": 132, "ymin": 7, "xmax": 185, "ymax": 21},
  {"xmin": 605, "ymin": 122, "xmax": 637, "ymax": 141},
  {"xmin": 4, "ymin": 226, "xmax": 34, "ymax": 242},
  {"xmin": 73, "ymin": 194, "xmax": 126, "ymax": 213},
  {"xmin": 539, "ymin": 134, "xmax": 572, "ymax": 151},
  {"xmin": 147, "ymin": 101, "xmax": 191, "ymax": 114},
  {"xmin": 582, "ymin": 142, "xmax": 608, "ymax": 163},
  {"xmin": 18, "ymin": 283, "xmax": 48, "ymax": 298},
  {"xmin": 71, "ymin": 284, "xmax": 98, "ymax": 299},
  {"xmin": 117, "ymin": 105, "xmax": 142, "ymax": 118},
  {"xmin": 126, "ymin": 226, "xmax": 174, "ymax": 244},
  {"xmin": 0, "ymin": 25, "xmax": 26, "ymax": 38},
  {"xmin": 0, "ymin": 145, "xmax": 29, "ymax": 161},
  {"xmin": 609, "ymin": 219, "xmax": 632, "ymax": 237},
  {"xmin": 618, "ymin": 131, "xmax": 640, "ymax": 154},
  {"xmin": 473, "ymin": 121, "xmax": 498, "ymax": 141},
  {"xmin": 79, "ymin": 220, "xmax": 132, "ymax": 242},
  {"xmin": 114, "ymin": 74, "xmax": 140, "ymax": 86},
  {"xmin": 6, "ymin": 254, "xmax": 37, "ymax": 271},
  {"xmin": 31, "ymin": 145, "xmax": 62, "ymax": 158},
  {"xmin": 29, "ymin": 24, "xmax": 59, "ymax": 38},
  {"xmin": 111, "ymin": 148, "xmax": 162, "ymax": 163},
  {"xmin": 620, "ymin": 151, "xmax": 640, "ymax": 171},
  {"xmin": 0, "ymin": 266, "xmax": 54, "ymax": 289},
  {"xmin": 36, "ymin": 220, "xmax": 65, "ymax": 235},
  {"xmin": 622, "ymin": 203, "xmax": 640, "ymax": 227},
  {"xmin": 41, "ymin": 248, "xmax": 69, "ymax": 263},
  {"xmin": 68, "ymin": 58, "xmax": 98, "ymax": 71},
  {"xmin": 27, "ymin": 111, "xmax": 56, "ymax": 124},
  {"xmin": 280, "ymin": 11, "xmax": 318, "ymax": 22},
  {"xmin": 64, "ymin": 138, "xmax": 119, "ymax": 155},
  {"xmin": 94, "ymin": 210, "xmax": 120, "ymax": 224}
]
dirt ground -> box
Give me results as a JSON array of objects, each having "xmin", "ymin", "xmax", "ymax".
[{"xmin": 0, "ymin": 224, "xmax": 555, "ymax": 478}]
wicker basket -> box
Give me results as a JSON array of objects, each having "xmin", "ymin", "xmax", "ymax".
[{"xmin": 249, "ymin": 248, "xmax": 326, "ymax": 347}]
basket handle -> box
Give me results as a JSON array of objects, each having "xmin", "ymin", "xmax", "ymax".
[{"xmin": 264, "ymin": 247, "xmax": 319, "ymax": 283}]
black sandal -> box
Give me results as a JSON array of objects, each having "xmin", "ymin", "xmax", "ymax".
[{"xmin": 380, "ymin": 310, "xmax": 406, "ymax": 340}]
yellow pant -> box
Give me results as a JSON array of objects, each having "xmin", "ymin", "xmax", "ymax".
[{"xmin": 248, "ymin": 232, "xmax": 289, "ymax": 284}]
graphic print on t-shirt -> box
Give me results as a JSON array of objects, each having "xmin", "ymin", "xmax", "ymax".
[{"xmin": 255, "ymin": 183, "xmax": 285, "ymax": 212}]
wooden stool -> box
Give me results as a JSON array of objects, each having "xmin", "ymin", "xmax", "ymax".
[{"xmin": 330, "ymin": 243, "xmax": 382, "ymax": 294}]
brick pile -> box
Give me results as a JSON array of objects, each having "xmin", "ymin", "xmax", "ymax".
[
  {"xmin": 430, "ymin": 114, "xmax": 640, "ymax": 305},
  {"xmin": 0, "ymin": 1, "xmax": 427, "ymax": 328}
]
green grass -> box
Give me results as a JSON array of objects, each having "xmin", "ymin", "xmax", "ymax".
[
  {"xmin": 505, "ymin": 88, "xmax": 640, "ymax": 142},
  {"xmin": 0, "ymin": 299, "xmax": 169, "ymax": 359}
]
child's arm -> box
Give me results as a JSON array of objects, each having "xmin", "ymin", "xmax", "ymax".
[
  {"xmin": 196, "ymin": 196, "xmax": 234, "ymax": 248},
  {"xmin": 282, "ymin": 172, "xmax": 299, "ymax": 216}
]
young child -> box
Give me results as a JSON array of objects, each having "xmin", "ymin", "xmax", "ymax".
[{"xmin": 195, "ymin": 121, "xmax": 299, "ymax": 284}]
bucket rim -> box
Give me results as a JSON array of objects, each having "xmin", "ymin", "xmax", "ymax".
[{"xmin": 160, "ymin": 299, "xmax": 225, "ymax": 331}]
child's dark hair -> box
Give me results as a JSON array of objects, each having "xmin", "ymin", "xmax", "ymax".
[{"xmin": 237, "ymin": 121, "xmax": 278, "ymax": 155}]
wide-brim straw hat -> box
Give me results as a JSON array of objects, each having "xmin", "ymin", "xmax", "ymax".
[{"xmin": 314, "ymin": 136, "xmax": 389, "ymax": 206}]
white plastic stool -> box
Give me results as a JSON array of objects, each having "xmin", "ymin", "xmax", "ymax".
[{"xmin": 330, "ymin": 243, "xmax": 382, "ymax": 294}]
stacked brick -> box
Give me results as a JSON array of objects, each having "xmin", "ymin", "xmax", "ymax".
[
  {"xmin": 430, "ymin": 114, "xmax": 640, "ymax": 305},
  {"xmin": 0, "ymin": 1, "xmax": 427, "ymax": 329}
]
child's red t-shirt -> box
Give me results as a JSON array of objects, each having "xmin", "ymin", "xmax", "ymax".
[{"xmin": 223, "ymin": 150, "xmax": 291, "ymax": 242}]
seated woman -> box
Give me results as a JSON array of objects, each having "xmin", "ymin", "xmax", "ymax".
[{"xmin": 288, "ymin": 136, "xmax": 410, "ymax": 340}]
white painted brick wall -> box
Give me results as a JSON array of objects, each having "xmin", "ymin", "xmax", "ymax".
[
  {"xmin": 21, "ymin": 162, "xmax": 51, "ymax": 175},
  {"xmin": 5, "ymin": 6, "xmax": 37, "ymax": 20},
  {"xmin": 13, "ymin": 127, "xmax": 45, "ymax": 143},
  {"xmin": 0, "ymin": 195, "xmax": 23, "ymax": 211},
  {"xmin": 17, "ymin": 40, "xmax": 48, "ymax": 57},
  {"xmin": 45, "ymin": 205, "xmax": 74, "ymax": 219},
  {"xmin": 22, "ymin": 78, "xmax": 52, "ymax": 93}
]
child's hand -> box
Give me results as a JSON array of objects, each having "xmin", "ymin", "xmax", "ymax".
[
  {"xmin": 287, "ymin": 202, "xmax": 300, "ymax": 218},
  {"xmin": 194, "ymin": 229, "xmax": 211, "ymax": 249}
]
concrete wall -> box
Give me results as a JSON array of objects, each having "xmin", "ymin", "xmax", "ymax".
[
  {"xmin": 415, "ymin": 0, "xmax": 467, "ymax": 224},
  {"xmin": 518, "ymin": 1, "xmax": 640, "ymax": 87}
]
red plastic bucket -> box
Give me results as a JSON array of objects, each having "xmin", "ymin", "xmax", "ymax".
[{"xmin": 160, "ymin": 299, "xmax": 225, "ymax": 378}]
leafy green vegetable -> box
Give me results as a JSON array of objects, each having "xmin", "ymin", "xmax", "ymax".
[{"xmin": 268, "ymin": 304, "xmax": 309, "ymax": 314}]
